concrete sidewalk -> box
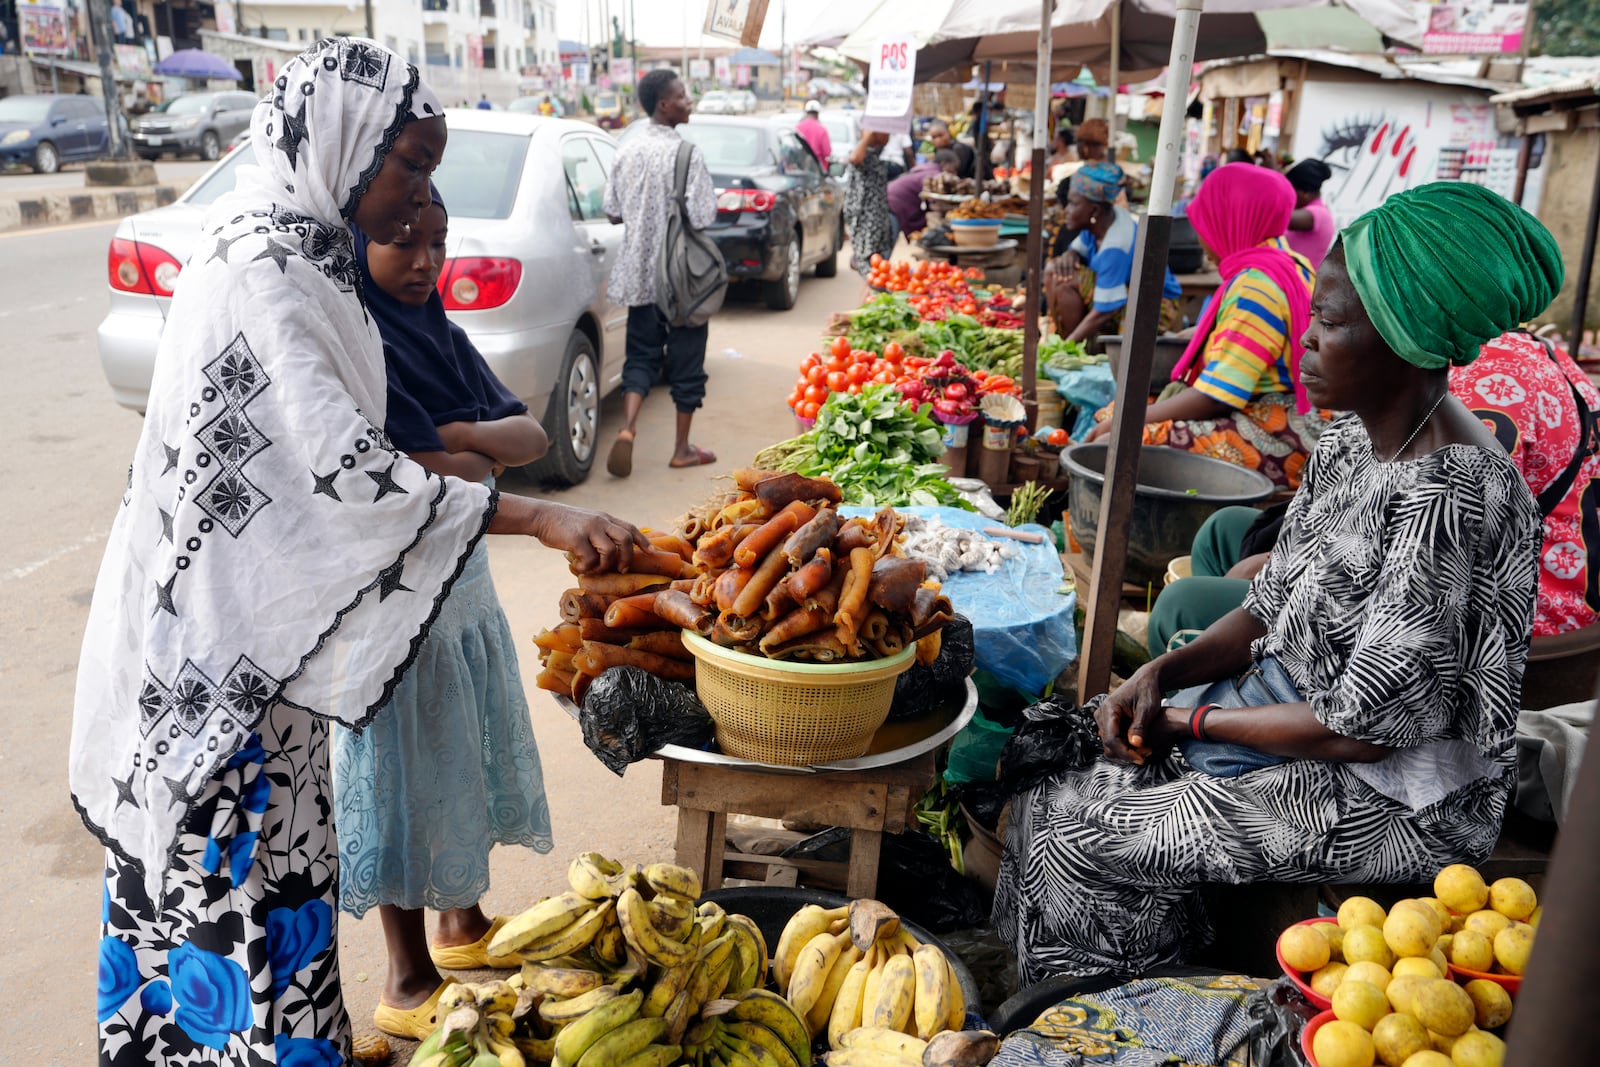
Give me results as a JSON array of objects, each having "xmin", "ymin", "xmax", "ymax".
[{"xmin": 0, "ymin": 177, "xmax": 195, "ymax": 232}]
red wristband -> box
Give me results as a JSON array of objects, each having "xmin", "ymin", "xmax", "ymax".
[{"xmin": 1190, "ymin": 703, "xmax": 1216, "ymax": 742}]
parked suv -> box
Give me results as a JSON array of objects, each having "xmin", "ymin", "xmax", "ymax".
[
  {"xmin": 131, "ymin": 90, "xmax": 258, "ymax": 161},
  {"xmin": 0, "ymin": 94, "xmax": 113, "ymax": 173}
]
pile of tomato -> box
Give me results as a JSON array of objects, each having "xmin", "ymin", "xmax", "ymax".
[
  {"xmin": 864, "ymin": 256, "xmax": 988, "ymax": 319},
  {"xmin": 786, "ymin": 335, "xmax": 1023, "ymax": 422}
]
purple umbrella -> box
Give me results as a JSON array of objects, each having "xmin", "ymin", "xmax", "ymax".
[{"xmin": 153, "ymin": 49, "xmax": 242, "ymax": 80}]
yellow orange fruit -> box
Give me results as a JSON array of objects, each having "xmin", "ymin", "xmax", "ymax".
[
  {"xmin": 1371, "ymin": 1012, "xmax": 1430, "ymax": 1067},
  {"xmin": 1280, "ymin": 924, "xmax": 1332, "ymax": 972},
  {"xmin": 1313, "ymin": 1019, "xmax": 1377, "ymax": 1067},
  {"xmin": 1449, "ymin": 929, "xmax": 1494, "ymax": 973},
  {"xmin": 1391, "ymin": 957, "xmax": 1440, "ymax": 981},
  {"xmin": 1492, "ymin": 923, "xmax": 1534, "ymax": 975},
  {"xmin": 1340, "ymin": 897, "xmax": 1389, "ymax": 931},
  {"xmin": 1387, "ymin": 975, "xmax": 1429, "ymax": 1016},
  {"xmin": 1433, "ymin": 865, "xmax": 1488, "ymax": 915},
  {"xmin": 1450, "ymin": 1029, "xmax": 1507, "ymax": 1067},
  {"xmin": 1462, "ymin": 979, "xmax": 1512, "ymax": 1030},
  {"xmin": 1311, "ymin": 961, "xmax": 1350, "ymax": 999},
  {"xmin": 1463, "ymin": 911, "xmax": 1512, "ymax": 941},
  {"xmin": 1318, "ymin": 921, "xmax": 1348, "ymax": 962},
  {"xmin": 1333, "ymin": 979, "xmax": 1391, "ymax": 1031},
  {"xmin": 1412, "ymin": 979, "xmax": 1474, "ymax": 1038},
  {"xmin": 1411, "ymin": 898, "xmax": 1453, "ymax": 932},
  {"xmin": 1344, "ymin": 961, "xmax": 1394, "ymax": 991},
  {"xmin": 1398, "ymin": 1053, "xmax": 1453, "ymax": 1067},
  {"xmin": 1384, "ymin": 908, "xmax": 1439, "ymax": 959},
  {"xmin": 1345, "ymin": 925, "xmax": 1397, "ymax": 969},
  {"xmin": 1487, "ymin": 878, "xmax": 1536, "ymax": 922}
]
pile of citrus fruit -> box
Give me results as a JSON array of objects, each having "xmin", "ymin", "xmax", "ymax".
[{"xmin": 1280, "ymin": 863, "xmax": 1539, "ymax": 1067}]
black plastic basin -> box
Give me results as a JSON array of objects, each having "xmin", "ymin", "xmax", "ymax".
[
  {"xmin": 1061, "ymin": 443, "xmax": 1274, "ymax": 587},
  {"xmin": 702, "ymin": 886, "xmax": 983, "ymax": 1016}
]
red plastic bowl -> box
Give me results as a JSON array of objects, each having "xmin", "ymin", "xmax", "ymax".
[
  {"xmin": 1301, "ymin": 1009, "xmax": 1337, "ymax": 1066},
  {"xmin": 1448, "ymin": 962, "xmax": 1522, "ymax": 996},
  {"xmin": 1277, "ymin": 916, "xmax": 1339, "ymax": 1010}
]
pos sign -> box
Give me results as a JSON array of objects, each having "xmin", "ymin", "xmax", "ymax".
[{"xmin": 865, "ymin": 35, "xmax": 915, "ymax": 130}]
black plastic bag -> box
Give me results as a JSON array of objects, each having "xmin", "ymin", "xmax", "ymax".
[
  {"xmin": 579, "ymin": 667, "xmax": 715, "ymax": 777},
  {"xmin": 889, "ymin": 615, "xmax": 976, "ymax": 721},
  {"xmin": 994, "ymin": 693, "xmax": 1105, "ymax": 796},
  {"xmin": 1225, "ymin": 977, "xmax": 1320, "ymax": 1067},
  {"xmin": 780, "ymin": 828, "xmax": 986, "ymax": 931}
]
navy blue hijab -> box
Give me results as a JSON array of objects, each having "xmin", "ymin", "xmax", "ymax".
[{"xmin": 353, "ymin": 186, "xmax": 526, "ymax": 454}]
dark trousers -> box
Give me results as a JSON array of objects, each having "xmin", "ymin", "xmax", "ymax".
[{"xmin": 622, "ymin": 304, "xmax": 709, "ymax": 414}]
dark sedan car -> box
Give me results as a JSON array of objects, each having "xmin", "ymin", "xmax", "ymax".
[
  {"xmin": 624, "ymin": 114, "xmax": 843, "ymax": 310},
  {"xmin": 0, "ymin": 94, "xmax": 114, "ymax": 173},
  {"xmin": 130, "ymin": 90, "xmax": 258, "ymax": 161}
]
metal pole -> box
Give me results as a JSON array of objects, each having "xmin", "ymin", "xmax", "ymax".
[
  {"xmin": 87, "ymin": 0, "xmax": 127, "ymax": 159},
  {"xmin": 1077, "ymin": 0, "xmax": 1202, "ymax": 700},
  {"xmin": 1021, "ymin": 0, "xmax": 1053, "ymax": 417},
  {"xmin": 1107, "ymin": 1, "xmax": 1120, "ymax": 152},
  {"xmin": 1567, "ymin": 142, "xmax": 1600, "ymax": 363},
  {"xmin": 628, "ymin": 0, "xmax": 636, "ymax": 74},
  {"xmin": 364, "ymin": 0, "xmax": 374, "ymax": 40}
]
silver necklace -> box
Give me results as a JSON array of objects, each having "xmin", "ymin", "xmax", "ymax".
[{"xmin": 1390, "ymin": 391, "xmax": 1447, "ymax": 462}]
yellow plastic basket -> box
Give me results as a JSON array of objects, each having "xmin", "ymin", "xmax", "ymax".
[{"xmin": 681, "ymin": 630, "xmax": 917, "ymax": 765}]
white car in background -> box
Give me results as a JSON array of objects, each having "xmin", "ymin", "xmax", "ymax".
[
  {"xmin": 770, "ymin": 107, "xmax": 861, "ymax": 176},
  {"xmin": 96, "ymin": 110, "xmax": 632, "ymax": 485}
]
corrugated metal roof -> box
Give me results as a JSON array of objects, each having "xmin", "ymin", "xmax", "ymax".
[{"xmin": 1490, "ymin": 74, "xmax": 1600, "ymax": 107}]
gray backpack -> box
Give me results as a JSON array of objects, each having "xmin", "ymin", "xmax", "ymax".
[{"xmin": 656, "ymin": 140, "xmax": 727, "ymax": 328}]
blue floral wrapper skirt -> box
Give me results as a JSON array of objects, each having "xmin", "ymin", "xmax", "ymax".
[
  {"xmin": 332, "ymin": 539, "xmax": 553, "ymax": 917},
  {"xmin": 98, "ymin": 704, "xmax": 349, "ymax": 1065}
]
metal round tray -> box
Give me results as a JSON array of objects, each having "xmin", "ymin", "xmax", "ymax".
[
  {"xmin": 927, "ymin": 239, "xmax": 1018, "ymax": 255},
  {"xmin": 555, "ymin": 677, "xmax": 977, "ymax": 776}
]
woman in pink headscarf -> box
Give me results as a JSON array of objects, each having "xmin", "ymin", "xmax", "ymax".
[{"xmin": 1088, "ymin": 163, "xmax": 1330, "ymax": 489}]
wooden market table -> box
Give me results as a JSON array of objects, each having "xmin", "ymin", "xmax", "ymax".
[
  {"xmin": 1173, "ymin": 270, "xmax": 1222, "ymax": 323},
  {"xmin": 556, "ymin": 681, "xmax": 976, "ymax": 900}
]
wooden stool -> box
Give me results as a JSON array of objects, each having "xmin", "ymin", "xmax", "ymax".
[{"xmin": 659, "ymin": 751, "xmax": 938, "ymax": 899}]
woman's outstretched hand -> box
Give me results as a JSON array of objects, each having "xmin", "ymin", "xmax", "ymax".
[{"xmin": 530, "ymin": 501, "xmax": 650, "ymax": 574}]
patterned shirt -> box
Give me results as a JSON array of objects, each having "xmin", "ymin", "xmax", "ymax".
[
  {"xmin": 1245, "ymin": 416, "xmax": 1540, "ymax": 814},
  {"xmin": 603, "ymin": 122, "xmax": 716, "ymax": 308},
  {"xmin": 1191, "ymin": 238, "xmax": 1316, "ymax": 411},
  {"xmin": 1451, "ymin": 331, "xmax": 1600, "ymax": 636},
  {"xmin": 845, "ymin": 144, "xmax": 892, "ymax": 277},
  {"xmin": 1069, "ymin": 205, "xmax": 1182, "ymax": 314}
]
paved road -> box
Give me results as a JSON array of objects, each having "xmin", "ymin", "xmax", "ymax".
[
  {"xmin": 0, "ymin": 157, "xmax": 215, "ymax": 197},
  {"xmin": 0, "ymin": 215, "xmax": 864, "ymax": 1057}
]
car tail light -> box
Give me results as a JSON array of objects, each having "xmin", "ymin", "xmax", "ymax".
[
  {"xmin": 715, "ymin": 188, "xmax": 776, "ymax": 213},
  {"xmin": 108, "ymin": 237, "xmax": 182, "ymax": 296},
  {"xmin": 438, "ymin": 257, "xmax": 523, "ymax": 310}
]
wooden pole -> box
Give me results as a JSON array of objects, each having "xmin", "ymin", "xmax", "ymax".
[
  {"xmin": 1107, "ymin": 2, "xmax": 1121, "ymax": 150},
  {"xmin": 1020, "ymin": 0, "xmax": 1053, "ymax": 420},
  {"xmin": 1077, "ymin": 0, "xmax": 1203, "ymax": 699},
  {"xmin": 1568, "ymin": 139, "xmax": 1600, "ymax": 363}
]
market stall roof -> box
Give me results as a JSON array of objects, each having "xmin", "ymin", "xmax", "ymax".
[
  {"xmin": 1253, "ymin": 7, "xmax": 1383, "ymax": 52},
  {"xmin": 1490, "ymin": 72, "xmax": 1600, "ymax": 108},
  {"xmin": 1197, "ymin": 47, "xmax": 1517, "ymax": 98}
]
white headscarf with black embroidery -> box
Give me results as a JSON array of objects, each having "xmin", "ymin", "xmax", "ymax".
[{"xmin": 71, "ymin": 38, "xmax": 493, "ymax": 900}]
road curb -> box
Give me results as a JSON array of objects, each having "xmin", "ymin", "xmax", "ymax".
[{"xmin": 0, "ymin": 181, "xmax": 193, "ymax": 233}]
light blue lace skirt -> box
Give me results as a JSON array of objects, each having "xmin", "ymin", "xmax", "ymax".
[{"xmin": 332, "ymin": 539, "xmax": 553, "ymax": 917}]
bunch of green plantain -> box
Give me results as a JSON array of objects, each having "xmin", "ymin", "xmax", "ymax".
[
  {"xmin": 678, "ymin": 989, "xmax": 815, "ymax": 1067},
  {"xmin": 823, "ymin": 1028, "xmax": 1001, "ymax": 1067},
  {"xmin": 772, "ymin": 899, "xmax": 965, "ymax": 1050},
  {"xmin": 408, "ymin": 979, "xmax": 532, "ymax": 1067}
]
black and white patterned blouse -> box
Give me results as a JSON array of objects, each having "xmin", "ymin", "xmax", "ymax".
[
  {"xmin": 994, "ymin": 414, "xmax": 1543, "ymax": 983},
  {"xmin": 603, "ymin": 122, "xmax": 716, "ymax": 308},
  {"xmin": 845, "ymin": 143, "xmax": 893, "ymax": 277},
  {"xmin": 1245, "ymin": 414, "xmax": 1541, "ymax": 816}
]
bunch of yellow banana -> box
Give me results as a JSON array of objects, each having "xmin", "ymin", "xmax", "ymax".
[
  {"xmin": 822, "ymin": 1029, "xmax": 1000, "ymax": 1067},
  {"xmin": 617, "ymin": 863, "xmax": 707, "ymax": 970},
  {"xmin": 408, "ymin": 979, "xmax": 532, "ymax": 1067},
  {"xmin": 489, "ymin": 892, "xmax": 618, "ymax": 964},
  {"xmin": 679, "ymin": 989, "xmax": 815, "ymax": 1067},
  {"xmin": 771, "ymin": 900, "xmax": 962, "ymax": 1050}
]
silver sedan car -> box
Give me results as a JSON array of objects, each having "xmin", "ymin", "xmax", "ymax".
[{"xmin": 97, "ymin": 110, "xmax": 630, "ymax": 485}]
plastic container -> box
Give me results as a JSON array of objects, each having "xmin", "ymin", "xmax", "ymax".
[
  {"xmin": 1447, "ymin": 962, "xmax": 1522, "ymax": 996},
  {"xmin": 682, "ymin": 631, "xmax": 917, "ymax": 765},
  {"xmin": 1165, "ymin": 555, "xmax": 1192, "ymax": 586},
  {"xmin": 1301, "ymin": 1009, "xmax": 1337, "ymax": 1066}
]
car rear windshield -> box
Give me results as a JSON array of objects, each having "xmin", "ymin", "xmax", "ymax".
[
  {"xmin": 183, "ymin": 148, "xmax": 249, "ymax": 206},
  {"xmin": 0, "ymin": 98, "xmax": 51, "ymax": 123},
  {"xmin": 165, "ymin": 95, "xmax": 214, "ymax": 115},
  {"xmin": 679, "ymin": 124, "xmax": 765, "ymax": 168},
  {"xmin": 433, "ymin": 129, "xmax": 530, "ymax": 219}
]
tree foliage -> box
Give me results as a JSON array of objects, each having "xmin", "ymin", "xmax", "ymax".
[{"xmin": 1531, "ymin": 0, "xmax": 1600, "ymax": 56}]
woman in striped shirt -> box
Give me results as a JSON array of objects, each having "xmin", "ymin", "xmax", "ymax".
[{"xmin": 1089, "ymin": 163, "xmax": 1330, "ymax": 489}]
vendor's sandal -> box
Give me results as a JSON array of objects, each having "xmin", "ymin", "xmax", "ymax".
[
  {"xmin": 351, "ymin": 1031, "xmax": 392, "ymax": 1067},
  {"xmin": 669, "ymin": 445, "xmax": 717, "ymax": 469},
  {"xmin": 372, "ymin": 977, "xmax": 458, "ymax": 1041},
  {"xmin": 429, "ymin": 916, "xmax": 522, "ymax": 970},
  {"xmin": 607, "ymin": 434, "xmax": 635, "ymax": 478}
]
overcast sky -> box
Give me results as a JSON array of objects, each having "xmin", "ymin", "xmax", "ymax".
[{"xmin": 554, "ymin": 0, "xmax": 824, "ymax": 54}]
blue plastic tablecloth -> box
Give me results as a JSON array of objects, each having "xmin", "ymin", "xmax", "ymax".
[{"xmin": 843, "ymin": 506, "xmax": 1077, "ymax": 696}]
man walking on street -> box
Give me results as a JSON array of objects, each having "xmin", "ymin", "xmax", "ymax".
[
  {"xmin": 603, "ymin": 68, "xmax": 719, "ymax": 476},
  {"xmin": 797, "ymin": 100, "xmax": 832, "ymax": 168}
]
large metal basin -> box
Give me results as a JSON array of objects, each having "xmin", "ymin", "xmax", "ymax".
[{"xmin": 1061, "ymin": 443, "xmax": 1274, "ymax": 587}]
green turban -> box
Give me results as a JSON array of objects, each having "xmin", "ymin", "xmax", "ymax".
[{"xmin": 1339, "ymin": 182, "xmax": 1564, "ymax": 369}]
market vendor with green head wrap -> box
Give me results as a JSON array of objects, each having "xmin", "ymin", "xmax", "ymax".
[{"xmin": 996, "ymin": 182, "xmax": 1554, "ymax": 983}]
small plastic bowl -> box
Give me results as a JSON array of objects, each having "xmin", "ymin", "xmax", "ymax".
[
  {"xmin": 1448, "ymin": 962, "xmax": 1522, "ymax": 996},
  {"xmin": 1277, "ymin": 916, "xmax": 1338, "ymax": 1010},
  {"xmin": 1301, "ymin": 1009, "xmax": 1337, "ymax": 1066}
]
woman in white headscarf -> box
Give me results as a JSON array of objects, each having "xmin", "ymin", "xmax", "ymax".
[{"xmin": 73, "ymin": 38, "xmax": 643, "ymax": 1064}]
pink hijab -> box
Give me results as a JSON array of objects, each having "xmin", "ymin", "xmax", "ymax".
[{"xmin": 1171, "ymin": 163, "xmax": 1313, "ymax": 414}]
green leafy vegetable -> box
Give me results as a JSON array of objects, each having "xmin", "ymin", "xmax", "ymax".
[
  {"xmin": 845, "ymin": 293, "xmax": 922, "ymax": 352},
  {"xmin": 753, "ymin": 385, "xmax": 971, "ymax": 510}
]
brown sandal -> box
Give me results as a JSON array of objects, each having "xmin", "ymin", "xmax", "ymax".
[{"xmin": 607, "ymin": 434, "xmax": 634, "ymax": 478}]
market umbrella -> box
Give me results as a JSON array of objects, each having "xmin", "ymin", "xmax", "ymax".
[{"xmin": 153, "ymin": 49, "xmax": 243, "ymax": 81}]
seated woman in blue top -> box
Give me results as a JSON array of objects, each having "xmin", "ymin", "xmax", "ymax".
[
  {"xmin": 1048, "ymin": 162, "xmax": 1184, "ymax": 343},
  {"xmin": 336, "ymin": 186, "xmax": 558, "ymax": 1041}
]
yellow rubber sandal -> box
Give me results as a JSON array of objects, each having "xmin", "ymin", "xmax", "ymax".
[
  {"xmin": 429, "ymin": 916, "xmax": 521, "ymax": 970},
  {"xmin": 372, "ymin": 977, "xmax": 457, "ymax": 1041}
]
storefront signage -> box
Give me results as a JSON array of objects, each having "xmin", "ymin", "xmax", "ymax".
[
  {"xmin": 864, "ymin": 34, "xmax": 916, "ymax": 134},
  {"xmin": 1418, "ymin": 0, "xmax": 1527, "ymax": 54},
  {"xmin": 19, "ymin": 0, "xmax": 72, "ymax": 57},
  {"xmin": 704, "ymin": 0, "xmax": 770, "ymax": 48}
]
